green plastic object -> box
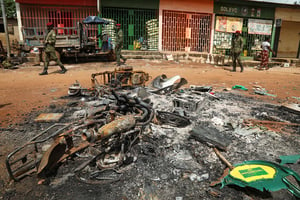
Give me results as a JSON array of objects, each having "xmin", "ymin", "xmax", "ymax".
[
  {"xmin": 232, "ymin": 85, "xmax": 248, "ymax": 91},
  {"xmin": 254, "ymin": 89, "xmax": 277, "ymax": 97},
  {"xmin": 279, "ymin": 154, "xmax": 300, "ymax": 165},
  {"xmin": 219, "ymin": 160, "xmax": 300, "ymax": 198}
]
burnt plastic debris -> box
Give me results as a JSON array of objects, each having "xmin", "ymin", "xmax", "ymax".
[{"xmin": 156, "ymin": 111, "xmax": 191, "ymax": 127}]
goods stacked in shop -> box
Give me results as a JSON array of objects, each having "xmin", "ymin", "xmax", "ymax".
[
  {"xmin": 146, "ymin": 19, "xmax": 159, "ymax": 51},
  {"xmin": 102, "ymin": 18, "xmax": 117, "ymax": 47}
]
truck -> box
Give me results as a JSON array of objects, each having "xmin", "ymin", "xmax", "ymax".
[{"xmin": 21, "ymin": 16, "xmax": 116, "ymax": 62}]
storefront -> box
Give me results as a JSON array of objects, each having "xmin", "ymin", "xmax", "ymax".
[
  {"xmin": 213, "ymin": 0, "xmax": 275, "ymax": 57},
  {"xmin": 274, "ymin": 7, "xmax": 300, "ymax": 58},
  {"xmin": 101, "ymin": 0, "xmax": 159, "ymax": 50},
  {"xmin": 159, "ymin": 0, "xmax": 214, "ymax": 52}
]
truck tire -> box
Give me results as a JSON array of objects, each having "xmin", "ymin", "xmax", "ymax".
[
  {"xmin": 41, "ymin": 50, "xmax": 61, "ymax": 64},
  {"xmin": 107, "ymin": 50, "xmax": 116, "ymax": 61}
]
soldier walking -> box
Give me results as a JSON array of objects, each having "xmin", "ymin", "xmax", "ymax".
[
  {"xmin": 115, "ymin": 23, "xmax": 127, "ymax": 66},
  {"xmin": 39, "ymin": 22, "xmax": 67, "ymax": 75},
  {"xmin": 231, "ymin": 31, "xmax": 244, "ymax": 72}
]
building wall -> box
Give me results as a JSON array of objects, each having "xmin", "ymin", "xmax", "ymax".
[
  {"xmin": 275, "ymin": 8, "xmax": 300, "ymax": 22},
  {"xmin": 277, "ymin": 21, "xmax": 300, "ymax": 57},
  {"xmin": 160, "ymin": 0, "xmax": 213, "ymax": 13},
  {"xmin": 0, "ymin": 19, "xmax": 19, "ymax": 48},
  {"xmin": 158, "ymin": 0, "xmax": 214, "ymax": 52},
  {"xmin": 15, "ymin": 0, "xmax": 95, "ymax": 6},
  {"xmin": 275, "ymin": 8, "xmax": 300, "ymax": 58},
  {"xmin": 101, "ymin": 0, "xmax": 159, "ymax": 9}
]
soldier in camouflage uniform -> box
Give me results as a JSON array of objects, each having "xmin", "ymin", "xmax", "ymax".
[
  {"xmin": 115, "ymin": 23, "xmax": 127, "ymax": 66},
  {"xmin": 39, "ymin": 22, "xmax": 67, "ymax": 75},
  {"xmin": 231, "ymin": 30, "xmax": 244, "ymax": 72}
]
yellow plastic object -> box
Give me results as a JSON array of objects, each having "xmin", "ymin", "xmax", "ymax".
[{"xmin": 230, "ymin": 164, "xmax": 276, "ymax": 183}]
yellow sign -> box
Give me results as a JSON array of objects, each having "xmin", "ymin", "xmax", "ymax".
[{"xmin": 230, "ymin": 164, "xmax": 276, "ymax": 183}]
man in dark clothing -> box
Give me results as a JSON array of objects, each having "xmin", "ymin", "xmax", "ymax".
[
  {"xmin": 39, "ymin": 22, "xmax": 67, "ymax": 75},
  {"xmin": 231, "ymin": 30, "xmax": 244, "ymax": 72},
  {"xmin": 115, "ymin": 23, "xmax": 127, "ymax": 66}
]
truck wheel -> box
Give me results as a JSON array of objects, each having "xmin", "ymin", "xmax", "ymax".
[
  {"xmin": 41, "ymin": 50, "xmax": 61, "ymax": 63},
  {"xmin": 107, "ymin": 50, "xmax": 116, "ymax": 61}
]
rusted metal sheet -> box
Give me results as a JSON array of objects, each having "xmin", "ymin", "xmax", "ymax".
[
  {"xmin": 6, "ymin": 123, "xmax": 70, "ymax": 181},
  {"xmin": 91, "ymin": 67, "xmax": 149, "ymax": 88},
  {"xmin": 37, "ymin": 135, "xmax": 90, "ymax": 176},
  {"xmin": 34, "ymin": 113, "xmax": 64, "ymax": 122}
]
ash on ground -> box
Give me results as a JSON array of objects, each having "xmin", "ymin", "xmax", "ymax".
[{"xmin": 1, "ymin": 87, "xmax": 299, "ymax": 200}]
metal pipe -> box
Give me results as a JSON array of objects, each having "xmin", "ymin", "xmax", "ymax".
[{"xmin": 82, "ymin": 115, "xmax": 136, "ymax": 143}]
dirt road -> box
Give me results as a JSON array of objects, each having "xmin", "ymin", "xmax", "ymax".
[{"xmin": 0, "ymin": 59, "xmax": 300, "ymax": 128}]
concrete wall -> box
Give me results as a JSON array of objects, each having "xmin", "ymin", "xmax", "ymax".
[
  {"xmin": 277, "ymin": 21, "xmax": 300, "ymax": 58},
  {"xmin": 275, "ymin": 8, "xmax": 300, "ymax": 22},
  {"xmin": 0, "ymin": 31, "xmax": 19, "ymax": 46},
  {"xmin": 0, "ymin": 19, "xmax": 19, "ymax": 49},
  {"xmin": 275, "ymin": 8, "xmax": 300, "ymax": 58},
  {"xmin": 159, "ymin": 0, "xmax": 213, "ymax": 13}
]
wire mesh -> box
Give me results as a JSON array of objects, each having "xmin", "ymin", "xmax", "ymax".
[
  {"xmin": 20, "ymin": 5, "xmax": 98, "ymax": 37},
  {"xmin": 101, "ymin": 7, "xmax": 158, "ymax": 50},
  {"xmin": 162, "ymin": 10, "xmax": 212, "ymax": 52}
]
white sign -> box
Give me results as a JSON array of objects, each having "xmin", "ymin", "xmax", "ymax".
[{"xmin": 248, "ymin": 19, "xmax": 272, "ymax": 35}]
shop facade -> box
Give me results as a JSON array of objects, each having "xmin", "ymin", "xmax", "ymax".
[
  {"xmin": 101, "ymin": 0, "xmax": 159, "ymax": 50},
  {"xmin": 159, "ymin": 0, "xmax": 214, "ymax": 52},
  {"xmin": 15, "ymin": 0, "xmax": 98, "ymax": 42},
  {"xmin": 213, "ymin": 0, "xmax": 275, "ymax": 57},
  {"xmin": 274, "ymin": 7, "xmax": 300, "ymax": 58}
]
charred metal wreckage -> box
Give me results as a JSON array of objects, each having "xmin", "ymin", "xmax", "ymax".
[
  {"xmin": 6, "ymin": 66, "xmax": 300, "ymax": 198},
  {"xmin": 6, "ymin": 67, "xmax": 186, "ymax": 184}
]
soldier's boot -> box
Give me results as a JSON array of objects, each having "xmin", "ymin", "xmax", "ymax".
[
  {"xmin": 240, "ymin": 66, "xmax": 244, "ymax": 72},
  {"xmin": 121, "ymin": 56, "xmax": 127, "ymax": 64},
  {"xmin": 231, "ymin": 63, "xmax": 237, "ymax": 72},
  {"xmin": 59, "ymin": 65, "xmax": 67, "ymax": 74},
  {"xmin": 39, "ymin": 66, "xmax": 48, "ymax": 75}
]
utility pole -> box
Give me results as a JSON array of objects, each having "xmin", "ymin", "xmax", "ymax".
[{"xmin": 1, "ymin": 0, "xmax": 11, "ymax": 58}]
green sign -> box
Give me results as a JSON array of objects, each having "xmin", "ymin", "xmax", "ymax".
[
  {"xmin": 239, "ymin": 167, "xmax": 268, "ymax": 178},
  {"xmin": 214, "ymin": 3, "xmax": 275, "ymax": 19}
]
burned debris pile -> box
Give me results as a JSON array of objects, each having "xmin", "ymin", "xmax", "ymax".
[{"xmin": 5, "ymin": 66, "xmax": 300, "ymax": 199}]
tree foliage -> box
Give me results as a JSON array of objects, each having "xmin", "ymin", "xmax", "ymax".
[{"xmin": 0, "ymin": 0, "xmax": 16, "ymax": 18}]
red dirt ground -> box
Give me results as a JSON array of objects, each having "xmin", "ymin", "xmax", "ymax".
[{"xmin": 0, "ymin": 59, "xmax": 299, "ymax": 128}]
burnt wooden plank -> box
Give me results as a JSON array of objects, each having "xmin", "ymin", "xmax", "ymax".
[{"xmin": 189, "ymin": 126, "xmax": 231, "ymax": 151}]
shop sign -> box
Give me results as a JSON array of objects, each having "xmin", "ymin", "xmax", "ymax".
[
  {"xmin": 248, "ymin": 19, "xmax": 272, "ymax": 35},
  {"xmin": 215, "ymin": 16, "xmax": 243, "ymax": 33},
  {"xmin": 214, "ymin": 3, "xmax": 274, "ymax": 19}
]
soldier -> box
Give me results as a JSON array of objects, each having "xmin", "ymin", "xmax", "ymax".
[
  {"xmin": 231, "ymin": 30, "xmax": 244, "ymax": 72},
  {"xmin": 39, "ymin": 22, "xmax": 67, "ymax": 75},
  {"xmin": 115, "ymin": 23, "xmax": 127, "ymax": 66}
]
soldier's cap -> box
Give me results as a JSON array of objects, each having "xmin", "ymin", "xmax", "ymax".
[
  {"xmin": 116, "ymin": 24, "xmax": 121, "ymax": 27},
  {"xmin": 235, "ymin": 30, "xmax": 241, "ymax": 34},
  {"xmin": 47, "ymin": 22, "xmax": 54, "ymax": 27}
]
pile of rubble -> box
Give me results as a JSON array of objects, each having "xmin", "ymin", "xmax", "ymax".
[{"xmin": 3, "ymin": 66, "xmax": 300, "ymax": 199}]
